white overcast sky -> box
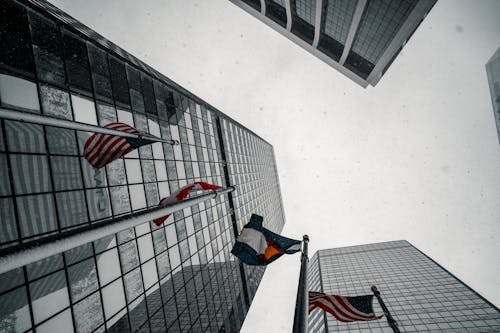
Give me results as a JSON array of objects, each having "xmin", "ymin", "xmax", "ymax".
[{"xmin": 50, "ymin": 0, "xmax": 500, "ymax": 331}]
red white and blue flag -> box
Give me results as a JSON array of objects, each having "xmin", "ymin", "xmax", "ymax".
[
  {"xmin": 231, "ymin": 214, "xmax": 301, "ymax": 265},
  {"xmin": 309, "ymin": 291, "xmax": 382, "ymax": 322},
  {"xmin": 84, "ymin": 122, "xmax": 157, "ymax": 169},
  {"xmin": 153, "ymin": 182, "xmax": 222, "ymax": 226}
]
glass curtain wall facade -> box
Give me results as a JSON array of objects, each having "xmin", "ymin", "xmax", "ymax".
[
  {"xmin": 229, "ymin": 0, "xmax": 437, "ymax": 87},
  {"xmin": 486, "ymin": 45, "xmax": 500, "ymax": 145},
  {"xmin": 308, "ymin": 240, "xmax": 500, "ymax": 333},
  {"xmin": 0, "ymin": 0, "xmax": 286, "ymax": 332}
]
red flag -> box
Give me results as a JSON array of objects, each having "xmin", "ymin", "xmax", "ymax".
[
  {"xmin": 84, "ymin": 122, "xmax": 156, "ymax": 169},
  {"xmin": 309, "ymin": 291, "xmax": 382, "ymax": 322},
  {"xmin": 153, "ymin": 182, "xmax": 222, "ymax": 226}
]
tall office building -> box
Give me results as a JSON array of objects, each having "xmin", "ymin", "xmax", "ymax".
[
  {"xmin": 230, "ymin": 0, "xmax": 436, "ymax": 87},
  {"xmin": 486, "ymin": 45, "xmax": 500, "ymax": 145},
  {"xmin": 308, "ymin": 240, "xmax": 500, "ymax": 332},
  {"xmin": 0, "ymin": 0, "xmax": 286, "ymax": 332}
]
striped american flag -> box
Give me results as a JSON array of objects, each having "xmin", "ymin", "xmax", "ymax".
[
  {"xmin": 84, "ymin": 122, "xmax": 155, "ymax": 169},
  {"xmin": 309, "ymin": 291, "xmax": 383, "ymax": 322},
  {"xmin": 154, "ymin": 182, "xmax": 222, "ymax": 226}
]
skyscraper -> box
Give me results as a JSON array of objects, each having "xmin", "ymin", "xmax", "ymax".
[
  {"xmin": 308, "ymin": 240, "xmax": 500, "ymax": 332},
  {"xmin": 0, "ymin": 0, "xmax": 286, "ymax": 332},
  {"xmin": 486, "ymin": 45, "xmax": 500, "ymax": 145},
  {"xmin": 230, "ymin": 0, "xmax": 437, "ymax": 88}
]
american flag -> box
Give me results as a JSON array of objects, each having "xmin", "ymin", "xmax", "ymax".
[
  {"xmin": 84, "ymin": 122, "xmax": 156, "ymax": 168},
  {"xmin": 309, "ymin": 291, "xmax": 383, "ymax": 322},
  {"xmin": 154, "ymin": 182, "xmax": 222, "ymax": 226}
]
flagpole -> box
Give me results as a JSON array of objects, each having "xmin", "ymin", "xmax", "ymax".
[
  {"xmin": 293, "ymin": 235, "xmax": 309, "ymax": 333},
  {"xmin": 0, "ymin": 107, "xmax": 179, "ymax": 145},
  {"xmin": 0, "ymin": 187, "xmax": 234, "ymax": 275},
  {"xmin": 371, "ymin": 286, "xmax": 401, "ymax": 333}
]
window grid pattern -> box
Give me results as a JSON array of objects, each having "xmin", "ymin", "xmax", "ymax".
[
  {"xmin": 295, "ymin": 0, "xmax": 317, "ymax": 25},
  {"xmin": 322, "ymin": 0, "xmax": 356, "ymax": 44},
  {"xmin": 308, "ymin": 241, "xmax": 500, "ymax": 332},
  {"xmin": 0, "ymin": 0, "xmax": 285, "ymax": 332},
  {"xmin": 220, "ymin": 118, "xmax": 286, "ymax": 301},
  {"xmin": 350, "ymin": 0, "xmax": 416, "ymax": 64},
  {"xmin": 272, "ymin": 0, "xmax": 286, "ymax": 6}
]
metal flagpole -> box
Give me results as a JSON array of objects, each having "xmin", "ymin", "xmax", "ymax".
[
  {"xmin": 0, "ymin": 187, "xmax": 234, "ymax": 275},
  {"xmin": 0, "ymin": 107, "xmax": 179, "ymax": 145},
  {"xmin": 371, "ymin": 286, "xmax": 401, "ymax": 333},
  {"xmin": 293, "ymin": 235, "xmax": 309, "ymax": 333}
]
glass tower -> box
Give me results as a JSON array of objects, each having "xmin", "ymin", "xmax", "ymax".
[
  {"xmin": 0, "ymin": 0, "xmax": 286, "ymax": 332},
  {"xmin": 486, "ymin": 45, "xmax": 500, "ymax": 145},
  {"xmin": 308, "ymin": 240, "xmax": 500, "ymax": 332},
  {"xmin": 230, "ymin": 0, "xmax": 437, "ymax": 87}
]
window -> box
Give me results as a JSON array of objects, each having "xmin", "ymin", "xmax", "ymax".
[
  {"xmin": 73, "ymin": 292, "xmax": 104, "ymax": 333},
  {"xmin": 119, "ymin": 241, "xmax": 140, "ymax": 273},
  {"xmin": 0, "ymin": 198, "xmax": 18, "ymax": 244},
  {"xmin": 72, "ymin": 94, "xmax": 97, "ymax": 125},
  {"xmin": 88, "ymin": 43, "xmax": 113, "ymax": 102},
  {"xmin": 29, "ymin": 10, "xmax": 65, "ymax": 86},
  {"xmin": 10, "ymin": 154, "xmax": 51, "ymax": 194},
  {"xmin": 109, "ymin": 56, "xmax": 130, "ymax": 106},
  {"xmin": 62, "ymin": 29, "xmax": 92, "ymax": 93},
  {"xmin": 129, "ymin": 184, "xmax": 147, "ymax": 210},
  {"xmin": 0, "ymin": 1, "xmax": 35, "ymax": 76},
  {"xmin": 86, "ymin": 188, "xmax": 112, "ymax": 221},
  {"xmin": 141, "ymin": 73, "xmax": 157, "ymax": 115},
  {"xmin": 36, "ymin": 309, "xmax": 73, "ymax": 333},
  {"xmin": 30, "ymin": 271, "xmax": 70, "ymax": 323},
  {"xmin": 68, "ymin": 258, "xmax": 99, "ymax": 302},
  {"xmin": 0, "ymin": 74, "xmax": 40, "ymax": 112},
  {"xmin": 97, "ymin": 248, "xmax": 121, "ymax": 286},
  {"xmin": 101, "ymin": 278, "xmax": 126, "ymax": 320},
  {"xmin": 56, "ymin": 190, "xmax": 88, "ymax": 228}
]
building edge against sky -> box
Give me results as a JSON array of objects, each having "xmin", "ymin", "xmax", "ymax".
[
  {"xmin": 308, "ymin": 240, "xmax": 500, "ymax": 333},
  {"xmin": 486, "ymin": 45, "xmax": 500, "ymax": 145},
  {"xmin": 0, "ymin": 0, "xmax": 286, "ymax": 332},
  {"xmin": 229, "ymin": 0, "xmax": 437, "ymax": 88}
]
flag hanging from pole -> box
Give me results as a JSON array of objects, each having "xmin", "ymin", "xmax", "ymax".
[
  {"xmin": 153, "ymin": 182, "xmax": 222, "ymax": 226},
  {"xmin": 84, "ymin": 122, "xmax": 157, "ymax": 168},
  {"xmin": 231, "ymin": 214, "xmax": 301, "ymax": 265},
  {"xmin": 309, "ymin": 291, "xmax": 383, "ymax": 323}
]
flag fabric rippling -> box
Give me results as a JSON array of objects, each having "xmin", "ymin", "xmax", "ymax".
[
  {"xmin": 153, "ymin": 182, "xmax": 222, "ymax": 226},
  {"xmin": 84, "ymin": 122, "xmax": 157, "ymax": 169},
  {"xmin": 231, "ymin": 214, "xmax": 301, "ymax": 265},
  {"xmin": 309, "ymin": 291, "xmax": 382, "ymax": 322}
]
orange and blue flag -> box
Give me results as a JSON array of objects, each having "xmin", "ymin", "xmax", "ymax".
[{"xmin": 231, "ymin": 214, "xmax": 301, "ymax": 265}]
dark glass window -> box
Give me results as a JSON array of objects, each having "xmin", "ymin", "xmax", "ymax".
[
  {"xmin": 109, "ymin": 56, "xmax": 130, "ymax": 106},
  {"xmin": 28, "ymin": 11, "xmax": 66, "ymax": 86},
  {"xmin": 0, "ymin": 1, "xmax": 35, "ymax": 76},
  {"xmin": 291, "ymin": 0, "xmax": 316, "ymax": 44},
  {"xmin": 0, "ymin": 198, "xmax": 18, "ymax": 245},
  {"xmin": 265, "ymin": 0, "xmax": 287, "ymax": 28},
  {"xmin": 62, "ymin": 29, "xmax": 92, "ymax": 93},
  {"xmin": 141, "ymin": 74, "xmax": 157, "ymax": 115},
  {"xmin": 126, "ymin": 65, "xmax": 141, "ymax": 91},
  {"xmin": 153, "ymin": 80, "xmax": 167, "ymax": 120},
  {"xmin": 241, "ymin": 0, "xmax": 261, "ymax": 12},
  {"xmin": 344, "ymin": 51, "xmax": 374, "ymax": 79},
  {"xmin": 126, "ymin": 65, "xmax": 145, "ymax": 112},
  {"xmin": 318, "ymin": 34, "xmax": 344, "ymax": 61},
  {"xmin": 88, "ymin": 43, "xmax": 113, "ymax": 102},
  {"xmin": 166, "ymin": 89, "xmax": 177, "ymax": 124}
]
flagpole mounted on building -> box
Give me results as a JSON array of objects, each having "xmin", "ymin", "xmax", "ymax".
[
  {"xmin": 371, "ymin": 286, "xmax": 401, "ymax": 333},
  {"xmin": 0, "ymin": 108, "xmax": 179, "ymax": 145},
  {"xmin": 293, "ymin": 235, "xmax": 309, "ymax": 333}
]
